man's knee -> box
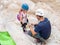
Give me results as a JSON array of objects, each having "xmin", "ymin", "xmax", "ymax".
[
  {"xmin": 34, "ymin": 33, "xmax": 46, "ymax": 42},
  {"xmin": 27, "ymin": 31, "xmax": 32, "ymax": 36}
]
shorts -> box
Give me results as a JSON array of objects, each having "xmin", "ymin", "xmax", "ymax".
[
  {"xmin": 21, "ymin": 23, "xmax": 27, "ymax": 28},
  {"xmin": 27, "ymin": 31, "xmax": 46, "ymax": 42}
]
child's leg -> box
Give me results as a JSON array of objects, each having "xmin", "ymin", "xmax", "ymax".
[{"xmin": 22, "ymin": 23, "xmax": 27, "ymax": 32}]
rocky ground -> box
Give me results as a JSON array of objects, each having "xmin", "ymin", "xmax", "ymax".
[{"xmin": 0, "ymin": 0, "xmax": 60, "ymax": 45}]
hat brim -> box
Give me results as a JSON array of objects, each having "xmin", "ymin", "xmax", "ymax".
[{"xmin": 35, "ymin": 13, "xmax": 44, "ymax": 16}]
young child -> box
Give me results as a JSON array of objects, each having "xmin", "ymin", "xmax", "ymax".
[{"xmin": 17, "ymin": 3, "xmax": 29, "ymax": 32}]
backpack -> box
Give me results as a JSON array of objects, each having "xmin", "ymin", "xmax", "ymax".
[
  {"xmin": 17, "ymin": 14, "xmax": 20, "ymax": 21},
  {"xmin": 17, "ymin": 14, "xmax": 29, "ymax": 22},
  {"xmin": 17, "ymin": 12, "xmax": 23, "ymax": 21}
]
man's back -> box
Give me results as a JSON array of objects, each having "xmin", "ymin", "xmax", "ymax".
[{"xmin": 35, "ymin": 18, "xmax": 51, "ymax": 40}]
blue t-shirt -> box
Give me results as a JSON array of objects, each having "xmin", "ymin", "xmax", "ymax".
[{"xmin": 34, "ymin": 18, "xmax": 51, "ymax": 40}]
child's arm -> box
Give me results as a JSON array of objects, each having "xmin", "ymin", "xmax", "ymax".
[
  {"xmin": 20, "ymin": 15, "xmax": 23, "ymax": 24},
  {"xmin": 19, "ymin": 9, "xmax": 23, "ymax": 24}
]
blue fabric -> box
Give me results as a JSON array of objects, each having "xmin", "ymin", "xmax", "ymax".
[{"xmin": 35, "ymin": 18, "xmax": 51, "ymax": 39}]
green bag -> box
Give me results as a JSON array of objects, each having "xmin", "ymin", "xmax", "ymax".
[{"xmin": 0, "ymin": 32, "xmax": 16, "ymax": 45}]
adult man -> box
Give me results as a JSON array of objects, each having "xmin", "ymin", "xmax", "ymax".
[{"xmin": 28, "ymin": 9, "xmax": 51, "ymax": 43}]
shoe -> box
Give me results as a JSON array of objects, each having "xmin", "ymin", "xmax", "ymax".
[
  {"xmin": 36, "ymin": 38, "xmax": 41, "ymax": 43},
  {"xmin": 23, "ymin": 29, "xmax": 27, "ymax": 32}
]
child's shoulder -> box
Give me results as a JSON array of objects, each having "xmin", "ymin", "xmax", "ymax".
[{"xmin": 19, "ymin": 11, "xmax": 23, "ymax": 15}]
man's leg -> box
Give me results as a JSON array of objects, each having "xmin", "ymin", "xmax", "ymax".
[
  {"xmin": 34, "ymin": 33, "xmax": 46, "ymax": 43},
  {"xmin": 27, "ymin": 31, "xmax": 46, "ymax": 43},
  {"xmin": 27, "ymin": 31, "xmax": 32, "ymax": 36}
]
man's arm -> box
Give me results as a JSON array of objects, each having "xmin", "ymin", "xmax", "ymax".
[{"xmin": 29, "ymin": 25, "xmax": 37, "ymax": 36}]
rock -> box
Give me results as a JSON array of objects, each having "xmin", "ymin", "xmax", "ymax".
[
  {"xmin": 8, "ymin": 3, "xmax": 20, "ymax": 10},
  {"xmin": 0, "ymin": 0, "xmax": 60, "ymax": 45}
]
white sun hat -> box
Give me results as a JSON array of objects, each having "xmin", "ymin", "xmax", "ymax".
[{"xmin": 35, "ymin": 9, "xmax": 44, "ymax": 16}]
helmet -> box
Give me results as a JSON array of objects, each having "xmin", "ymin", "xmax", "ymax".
[
  {"xmin": 22, "ymin": 3, "xmax": 29, "ymax": 11},
  {"xmin": 35, "ymin": 9, "xmax": 44, "ymax": 16}
]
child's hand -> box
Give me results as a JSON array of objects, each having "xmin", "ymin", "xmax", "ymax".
[
  {"xmin": 20, "ymin": 21, "xmax": 23, "ymax": 24},
  {"xmin": 21, "ymin": 22, "xmax": 22, "ymax": 24},
  {"xmin": 28, "ymin": 24, "xmax": 33, "ymax": 28}
]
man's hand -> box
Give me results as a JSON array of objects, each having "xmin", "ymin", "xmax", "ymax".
[
  {"xmin": 28, "ymin": 24, "xmax": 32, "ymax": 29},
  {"xmin": 31, "ymin": 23, "xmax": 38, "ymax": 25},
  {"xmin": 28, "ymin": 24, "xmax": 37, "ymax": 36}
]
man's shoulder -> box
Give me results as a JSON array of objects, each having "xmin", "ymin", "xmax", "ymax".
[
  {"xmin": 38, "ymin": 22, "xmax": 44, "ymax": 27},
  {"xmin": 45, "ymin": 18, "xmax": 48, "ymax": 21}
]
